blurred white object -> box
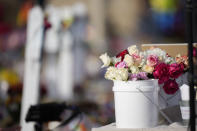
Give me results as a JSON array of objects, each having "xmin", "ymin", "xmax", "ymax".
[
  {"xmin": 57, "ymin": 30, "xmax": 74, "ymax": 100},
  {"xmin": 179, "ymin": 84, "xmax": 190, "ymax": 125},
  {"xmin": 85, "ymin": 54, "xmax": 100, "ymax": 77},
  {"xmin": 44, "ymin": 5, "xmax": 60, "ymax": 99},
  {"xmin": 45, "ymin": 5, "xmax": 75, "ymax": 100},
  {"xmin": 61, "ymin": 6, "xmax": 73, "ymax": 21},
  {"xmin": 71, "ymin": 4, "xmax": 88, "ymax": 85},
  {"xmin": 72, "ymin": 2, "xmax": 87, "ymax": 17},
  {"xmin": 180, "ymin": 84, "xmax": 190, "ymax": 101},
  {"xmin": 20, "ymin": 4, "xmax": 88, "ymax": 130},
  {"xmin": 0, "ymin": 81, "xmax": 9, "ymax": 100},
  {"xmin": 57, "ymin": 7, "xmax": 74, "ymax": 100},
  {"xmin": 43, "ymin": 55, "xmax": 58, "ymax": 98},
  {"xmin": 45, "ymin": 5, "xmax": 60, "ymax": 53},
  {"xmin": 20, "ymin": 6, "xmax": 44, "ymax": 131}
]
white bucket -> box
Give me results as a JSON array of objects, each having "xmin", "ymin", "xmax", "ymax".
[{"xmin": 113, "ymin": 79, "xmax": 159, "ymax": 128}]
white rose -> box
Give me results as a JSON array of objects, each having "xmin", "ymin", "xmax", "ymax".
[
  {"xmin": 99, "ymin": 53, "xmax": 111, "ymax": 68},
  {"xmin": 123, "ymin": 54, "xmax": 134, "ymax": 67},
  {"xmin": 130, "ymin": 66, "xmax": 140, "ymax": 74},
  {"xmin": 105, "ymin": 67, "xmax": 128, "ymax": 81},
  {"xmin": 128, "ymin": 45, "xmax": 139, "ymax": 55}
]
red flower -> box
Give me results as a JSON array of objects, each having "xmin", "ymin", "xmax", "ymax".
[
  {"xmin": 163, "ymin": 79, "xmax": 179, "ymax": 94},
  {"xmin": 153, "ymin": 63, "xmax": 169, "ymax": 84},
  {"xmin": 169, "ymin": 63, "xmax": 184, "ymax": 79},
  {"xmin": 44, "ymin": 17, "xmax": 52, "ymax": 30},
  {"xmin": 193, "ymin": 47, "xmax": 196, "ymax": 57},
  {"xmin": 116, "ymin": 49, "xmax": 129, "ymax": 61}
]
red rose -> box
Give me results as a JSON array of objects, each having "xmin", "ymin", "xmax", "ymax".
[
  {"xmin": 169, "ymin": 63, "xmax": 184, "ymax": 79},
  {"xmin": 163, "ymin": 79, "xmax": 179, "ymax": 94},
  {"xmin": 116, "ymin": 49, "xmax": 129, "ymax": 61},
  {"xmin": 153, "ymin": 63, "xmax": 169, "ymax": 84}
]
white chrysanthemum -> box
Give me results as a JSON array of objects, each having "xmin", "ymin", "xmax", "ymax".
[
  {"xmin": 99, "ymin": 53, "xmax": 111, "ymax": 68},
  {"xmin": 128, "ymin": 45, "xmax": 139, "ymax": 55},
  {"xmin": 123, "ymin": 54, "xmax": 134, "ymax": 67},
  {"xmin": 111, "ymin": 57, "xmax": 121, "ymax": 65},
  {"xmin": 130, "ymin": 66, "xmax": 140, "ymax": 74},
  {"xmin": 105, "ymin": 67, "xmax": 128, "ymax": 81}
]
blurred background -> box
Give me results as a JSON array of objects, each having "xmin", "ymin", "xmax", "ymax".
[{"xmin": 0, "ymin": 0, "xmax": 186, "ymax": 130}]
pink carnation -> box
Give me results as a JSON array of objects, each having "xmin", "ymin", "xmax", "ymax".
[
  {"xmin": 169, "ymin": 63, "xmax": 184, "ymax": 79},
  {"xmin": 163, "ymin": 79, "xmax": 179, "ymax": 94},
  {"xmin": 153, "ymin": 63, "xmax": 169, "ymax": 84},
  {"xmin": 147, "ymin": 55, "xmax": 159, "ymax": 67}
]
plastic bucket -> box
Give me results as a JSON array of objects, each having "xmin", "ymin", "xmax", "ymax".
[{"xmin": 113, "ymin": 79, "xmax": 159, "ymax": 128}]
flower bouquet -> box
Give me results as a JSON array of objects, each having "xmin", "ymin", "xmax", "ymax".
[
  {"xmin": 99, "ymin": 45, "xmax": 188, "ymax": 128},
  {"xmin": 100, "ymin": 45, "xmax": 188, "ymax": 95}
]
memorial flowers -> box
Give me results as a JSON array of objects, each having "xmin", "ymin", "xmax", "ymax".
[{"xmin": 100, "ymin": 45, "xmax": 188, "ymax": 95}]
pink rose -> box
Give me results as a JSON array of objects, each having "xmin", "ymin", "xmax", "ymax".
[
  {"xmin": 153, "ymin": 63, "xmax": 169, "ymax": 84},
  {"xmin": 115, "ymin": 61, "xmax": 127, "ymax": 69},
  {"xmin": 132, "ymin": 54, "xmax": 142, "ymax": 66},
  {"xmin": 132, "ymin": 53, "xmax": 140, "ymax": 59},
  {"xmin": 163, "ymin": 79, "xmax": 179, "ymax": 94},
  {"xmin": 132, "ymin": 54, "xmax": 141, "ymax": 61},
  {"xmin": 169, "ymin": 63, "xmax": 184, "ymax": 79},
  {"xmin": 147, "ymin": 55, "xmax": 159, "ymax": 67}
]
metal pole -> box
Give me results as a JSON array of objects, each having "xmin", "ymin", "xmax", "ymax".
[{"xmin": 186, "ymin": 0, "xmax": 195, "ymax": 130}]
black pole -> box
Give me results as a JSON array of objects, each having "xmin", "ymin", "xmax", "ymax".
[{"xmin": 186, "ymin": 0, "xmax": 195, "ymax": 130}]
